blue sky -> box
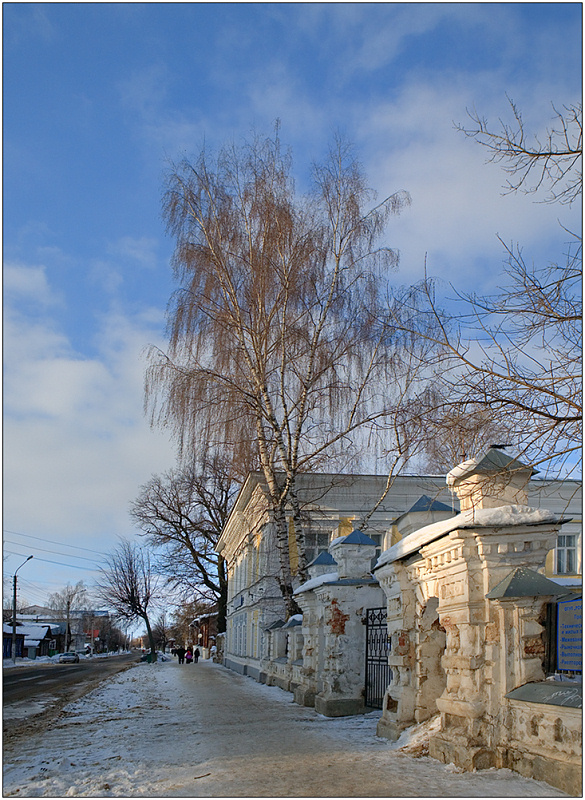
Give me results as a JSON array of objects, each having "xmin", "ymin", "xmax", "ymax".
[{"xmin": 3, "ymin": 2, "xmax": 582, "ymax": 606}]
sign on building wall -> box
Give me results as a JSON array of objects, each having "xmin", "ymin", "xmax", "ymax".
[{"xmin": 557, "ymin": 597, "xmax": 582, "ymax": 672}]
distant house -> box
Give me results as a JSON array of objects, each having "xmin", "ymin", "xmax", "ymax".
[
  {"xmin": 190, "ymin": 609, "xmax": 218, "ymax": 657},
  {"xmin": 19, "ymin": 607, "xmax": 110, "ymax": 652},
  {"xmin": 2, "ymin": 624, "xmax": 25, "ymax": 659},
  {"xmin": 17, "ymin": 623, "xmax": 53, "ymax": 659}
]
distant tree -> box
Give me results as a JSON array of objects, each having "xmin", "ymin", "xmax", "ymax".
[
  {"xmin": 96, "ymin": 541, "xmax": 159, "ymax": 662},
  {"xmin": 146, "ymin": 128, "xmax": 421, "ymax": 615},
  {"xmin": 48, "ymin": 581, "xmax": 88, "ymax": 650},
  {"xmin": 152, "ymin": 612, "xmax": 170, "ymax": 653},
  {"xmin": 89, "ymin": 615, "xmax": 125, "ymax": 653},
  {"xmin": 412, "ymin": 388, "xmax": 516, "ymax": 473},
  {"xmin": 130, "ymin": 456, "xmax": 237, "ymax": 633},
  {"xmin": 168, "ymin": 599, "xmax": 210, "ymax": 649}
]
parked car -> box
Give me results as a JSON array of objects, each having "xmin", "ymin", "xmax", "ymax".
[{"xmin": 59, "ymin": 652, "xmax": 80, "ymax": 663}]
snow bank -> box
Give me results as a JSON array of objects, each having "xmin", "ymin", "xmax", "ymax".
[{"xmin": 3, "ymin": 651, "xmax": 132, "ymax": 669}]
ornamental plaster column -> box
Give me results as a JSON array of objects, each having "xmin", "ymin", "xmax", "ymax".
[
  {"xmin": 428, "ymin": 522, "xmax": 562, "ymax": 772},
  {"xmin": 308, "ymin": 530, "xmax": 383, "ymax": 717},
  {"xmin": 293, "ymin": 591, "xmax": 321, "ymax": 707},
  {"xmin": 293, "ymin": 551, "xmax": 337, "ymax": 707},
  {"xmin": 376, "ymin": 556, "xmax": 420, "ymax": 740},
  {"xmin": 313, "ymin": 580, "xmax": 383, "ymax": 716}
]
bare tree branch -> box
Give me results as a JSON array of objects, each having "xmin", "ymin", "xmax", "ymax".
[{"xmin": 456, "ymin": 98, "xmax": 582, "ymax": 205}]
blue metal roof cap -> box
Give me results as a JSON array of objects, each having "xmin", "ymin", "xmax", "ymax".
[
  {"xmin": 282, "ymin": 615, "xmax": 303, "ymax": 628},
  {"xmin": 339, "ymin": 529, "xmax": 377, "ymax": 546},
  {"xmin": 308, "ymin": 551, "xmax": 337, "ymax": 567},
  {"xmin": 486, "ymin": 567, "xmax": 565, "ymax": 599},
  {"xmin": 407, "ymin": 494, "xmax": 453, "ymax": 514}
]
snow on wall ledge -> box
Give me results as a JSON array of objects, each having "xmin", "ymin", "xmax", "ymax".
[
  {"xmin": 375, "ymin": 505, "xmax": 560, "ymax": 570},
  {"xmin": 294, "ymin": 571, "xmax": 339, "ymax": 595}
]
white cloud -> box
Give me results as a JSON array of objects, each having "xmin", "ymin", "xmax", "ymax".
[
  {"xmin": 4, "ymin": 262, "xmax": 61, "ymax": 307},
  {"xmin": 3, "ymin": 267, "xmax": 177, "ymax": 595},
  {"xmin": 109, "ymin": 236, "xmax": 159, "ymax": 270},
  {"xmin": 353, "ymin": 77, "xmax": 581, "ymax": 291}
]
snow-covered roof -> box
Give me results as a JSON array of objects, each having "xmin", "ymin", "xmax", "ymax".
[
  {"xmin": 5, "ymin": 623, "xmax": 53, "ymax": 646},
  {"xmin": 329, "ymin": 535, "xmax": 346, "ymax": 548},
  {"xmin": 8, "ymin": 623, "xmax": 52, "ymax": 638},
  {"xmin": 282, "ymin": 615, "xmax": 303, "ymax": 628},
  {"xmin": 191, "ymin": 611, "xmax": 217, "ymax": 624},
  {"xmin": 446, "ymin": 449, "xmax": 536, "ymax": 487},
  {"xmin": 375, "ymin": 504, "xmax": 561, "ymax": 569},
  {"xmin": 3, "ymin": 624, "xmax": 24, "ymax": 636},
  {"xmin": 294, "ymin": 571, "xmax": 339, "ymax": 595}
]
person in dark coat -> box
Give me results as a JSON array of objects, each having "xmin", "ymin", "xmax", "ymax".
[
  {"xmin": 176, "ymin": 646, "xmax": 186, "ymax": 664},
  {"xmin": 194, "ymin": 648, "xmax": 200, "ymax": 663}
]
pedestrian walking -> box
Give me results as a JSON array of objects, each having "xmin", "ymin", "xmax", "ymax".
[
  {"xmin": 185, "ymin": 649, "xmax": 193, "ymax": 664},
  {"xmin": 176, "ymin": 646, "xmax": 186, "ymax": 664},
  {"xmin": 194, "ymin": 648, "xmax": 200, "ymax": 663}
]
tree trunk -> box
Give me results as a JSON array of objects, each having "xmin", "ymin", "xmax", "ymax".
[
  {"xmin": 143, "ymin": 614, "xmax": 158, "ymax": 663},
  {"xmin": 288, "ymin": 482, "xmax": 309, "ymax": 585},
  {"xmin": 271, "ymin": 500, "xmax": 302, "ymax": 618}
]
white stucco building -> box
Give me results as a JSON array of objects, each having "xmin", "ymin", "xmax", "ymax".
[{"xmin": 216, "ymin": 463, "xmax": 581, "ymax": 683}]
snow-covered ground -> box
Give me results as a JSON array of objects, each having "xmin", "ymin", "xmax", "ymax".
[{"xmin": 3, "ymin": 659, "xmax": 570, "ymax": 797}]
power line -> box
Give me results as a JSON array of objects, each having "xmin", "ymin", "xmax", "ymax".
[
  {"xmin": 3, "ymin": 549, "xmax": 101, "ymax": 572},
  {"xmin": 4, "ymin": 539, "xmax": 105, "ymax": 565},
  {"xmin": 3, "ymin": 529, "xmax": 107, "ymax": 556},
  {"xmin": 19, "ymin": 576, "xmax": 90, "ymax": 591}
]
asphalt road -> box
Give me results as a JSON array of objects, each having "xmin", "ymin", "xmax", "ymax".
[
  {"xmin": 3, "ymin": 653, "xmax": 140, "ymax": 741},
  {"xmin": 4, "ymin": 653, "xmax": 138, "ymax": 704}
]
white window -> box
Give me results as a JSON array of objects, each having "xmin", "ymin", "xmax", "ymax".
[
  {"xmin": 305, "ymin": 531, "xmax": 331, "ymax": 564},
  {"xmin": 556, "ymin": 534, "xmax": 577, "ymax": 574}
]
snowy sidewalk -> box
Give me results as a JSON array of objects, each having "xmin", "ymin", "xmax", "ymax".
[{"xmin": 2, "ymin": 658, "xmax": 569, "ymax": 797}]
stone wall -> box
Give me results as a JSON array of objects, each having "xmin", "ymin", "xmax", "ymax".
[
  {"xmin": 501, "ymin": 698, "xmax": 582, "ymax": 795},
  {"xmin": 374, "ymin": 450, "xmax": 582, "ymax": 795}
]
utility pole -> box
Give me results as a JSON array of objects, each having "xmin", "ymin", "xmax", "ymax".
[
  {"xmin": 66, "ymin": 598, "xmax": 72, "ymax": 651},
  {"xmin": 12, "ymin": 556, "xmax": 33, "ymax": 663}
]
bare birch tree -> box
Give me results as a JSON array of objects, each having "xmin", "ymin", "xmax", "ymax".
[
  {"xmin": 146, "ymin": 129, "xmax": 417, "ymax": 615},
  {"xmin": 130, "ymin": 456, "xmax": 237, "ymax": 632}
]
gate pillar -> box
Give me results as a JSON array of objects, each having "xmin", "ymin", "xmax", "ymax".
[{"xmin": 375, "ymin": 558, "xmax": 419, "ymax": 740}]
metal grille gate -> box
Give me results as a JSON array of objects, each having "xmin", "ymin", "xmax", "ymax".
[{"xmin": 364, "ymin": 607, "xmax": 392, "ymax": 709}]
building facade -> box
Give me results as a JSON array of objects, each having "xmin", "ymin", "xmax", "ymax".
[
  {"xmin": 217, "ymin": 472, "xmax": 458, "ymax": 679},
  {"xmin": 217, "ymin": 465, "xmax": 581, "ymax": 684}
]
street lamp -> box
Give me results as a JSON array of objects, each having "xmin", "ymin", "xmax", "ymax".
[{"xmin": 12, "ymin": 556, "xmax": 33, "ymax": 663}]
